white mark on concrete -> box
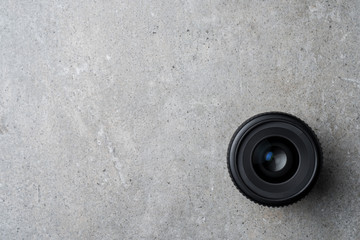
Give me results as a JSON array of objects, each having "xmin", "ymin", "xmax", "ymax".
[
  {"xmin": 96, "ymin": 126, "xmax": 132, "ymax": 188},
  {"xmin": 106, "ymin": 55, "xmax": 111, "ymax": 61},
  {"xmin": 107, "ymin": 145, "xmax": 114, "ymax": 153},
  {"xmin": 308, "ymin": 2, "xmax": 326, "ymax": 19},
  {"xmin": 113, "ymin": 158, "xmax": 128, "ymax": 187},
  {"xmin": 340, "ymin": 33, "xmax": 349, "ymax": 42},
  {"xmin": 329, "ymin": 9, "xmax": 341, "ymax": 22},
  {"xmin": 308, "ymin": 5, "xmax": 318, "ymax": 12},
  {"xmin": 203, "ymin": 15, "xmax": 218, "ymax": 23},
  {"xmin": 0, "ymin": 124, "xmax": 8, "ymax": 134},
  {"xmin": 96, "ymin": 127, "xmax": 104, "ymax": 145},
  {"xmin": 150, "ymin": 12, "xmax": 155, "ymax": 17},
  {"xmin": 196, "ymin": 216, "xmax": 206, "ymax": 225},
  {"xmin": 75, "ymin": 63, "xmax": 88, "ymax": 75},
  {"xmin": 59, "ymin": 67, "xmax": 70, "ymax": 76},
  {"xmin": 339, "ymin": 77, "xmax": 360, "ymax": 87},
  {"xmin": 97, "ymin": 127, "xmax": 104, "ymax": 136}
]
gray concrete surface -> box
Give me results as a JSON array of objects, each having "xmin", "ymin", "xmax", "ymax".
[{"xmin": 1, "ymin": 0, "xmax": 360, "ymax": 239}]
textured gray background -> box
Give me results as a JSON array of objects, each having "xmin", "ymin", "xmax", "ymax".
[{"xmin": 1, "ymin": 0, "xmax": 360, "ymax": 239}]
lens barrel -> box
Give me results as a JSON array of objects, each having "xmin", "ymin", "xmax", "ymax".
[{"xmin": 227, "ymin": 112, "xmax": 322, "ymax": 207}]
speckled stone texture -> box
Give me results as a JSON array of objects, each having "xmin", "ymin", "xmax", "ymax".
[{"xmin": 1, "ymin": 0, "xmax": 359, "ymax": 239}]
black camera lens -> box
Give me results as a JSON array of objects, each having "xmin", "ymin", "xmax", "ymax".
[{"xmin": 227, "ymin": 112, "xmax": 322, "ymax": 207}]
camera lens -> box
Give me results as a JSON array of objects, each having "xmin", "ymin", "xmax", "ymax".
[{"xmin": 227, "ymin": 112, "xmax": 322, "ymax": 207}]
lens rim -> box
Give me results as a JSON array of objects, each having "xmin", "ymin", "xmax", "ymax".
[{"xmin": 227, "ymin": 112, "xmax": 322, "ymax": 207}]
